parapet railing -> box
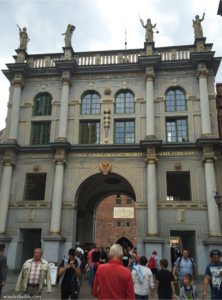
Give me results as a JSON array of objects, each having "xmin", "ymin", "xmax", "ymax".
[{"xmin": 19, "ymin": 44, "xmax": 206, "ymax": 68}]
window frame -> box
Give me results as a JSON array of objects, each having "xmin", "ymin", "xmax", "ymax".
[
  {"xmin": 81, "ymin": 91, "xmax": 101, "ymax": 115},
  {"xmin": 115, "ymin": 90, "xmax": 135, "ymax": 114},
  {"xmin": 125, "ymin": 221, "xmax": 131, "ymax": 228},
  {"xmin": 114, "ymin": 119, "xmax": 135, "ymax": 144},
  {"xmin": 33, "ymin": 93, "xmax": 52, "ymax": 116},
  {"xmin": 30, "ymin": 122, "xmax": 51, "ymax": 146},
  {"xmin": 24, "ymin": 173, "xmax": 47, "ymax": 201},
  {"xmin": 115, "ymin": 197, "xmax": 122, "ymax": 205},
  {"xmin": 79, "ymin": 121, "xmax": 100, "ymax": 144},
  {"xmin": 165, "ymin": 87, "xmax": 187, "ymax": 112},
  {"xmin": 166, "ymin": 171, "xmax": 192, "ymax": 201},
  {"xmin": 116, "ymin": 221, "xmax": 122, "ymax": 228},
  {"xmin": 126, "ymin": 198, "xmax": 132, "ymax": 205},
  {"xmin": 166, "ymin": 118, "xmax": 189, "ymax": 143}
]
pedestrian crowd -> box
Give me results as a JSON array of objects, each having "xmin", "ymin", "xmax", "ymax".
[{"xmin": 0, "ymin": 243, "xmax": 222, "ymax": 299}]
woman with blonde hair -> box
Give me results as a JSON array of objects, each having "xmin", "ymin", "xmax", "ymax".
[{"xmin": 133, "ymin": 249, "xmax": 140, "ymax": 262}]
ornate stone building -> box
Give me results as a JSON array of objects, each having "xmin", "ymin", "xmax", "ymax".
[{"xmin": 0, "ymin": 32, "xmax": 222, "ymax": 276}]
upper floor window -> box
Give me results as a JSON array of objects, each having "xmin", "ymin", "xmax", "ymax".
[
  {"xmin": 126, "ymin": 198, "xmax": 132, "ymax": 205},
  {"xmin": 24, "ymin": 174, "xmax": 47, "ymax": 201},
  {"xmin": 31, "ymin": 122, "xmax": 51, "ymax": 145},
  {"xmin": 33, "ymin": 93, "xmax": 52, "ymax": 116},
  {"xmin": 79, "ymin": 121, "xmax": 100, "ymax": 144},
  {"xmin": 166, "ymin": 118, "xmax": 188, "ymax": 142},
  {"xmin": 81, "ymin": 92, "xmax": 101, "ymax": 115},
  {"xmin": 116, "ymin": 196, "xmax": 122, "ymax": 205},
  {"xmin": 167, "ymin": 171, "xmax": 191, "ymax": 201},
  {"xmin": 115, "ymin": 90, "xmax": 135, "ymax": 114},
  {"xmin": 165, "ymin": 88, "xmax": 186, "ymax": 112},
  {"xmin": 114, "ymin": 120, "xmax": 135, "ymax": 144}
]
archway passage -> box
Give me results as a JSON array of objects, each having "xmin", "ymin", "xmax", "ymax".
[
  {"xmin": 75, "ymin": 172, "xmax": 136, "ymax": 245},
  {"xmin": 116, "ymin": 237, "xmax": 133, "ymax": 249}
]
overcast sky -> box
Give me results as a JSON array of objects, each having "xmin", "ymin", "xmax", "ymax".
[{"xmin": 0, "ymin": 0, "xmax": 221, "ymax": 131}]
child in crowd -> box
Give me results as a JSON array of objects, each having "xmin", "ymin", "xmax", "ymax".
[
  {"xmin": 156, "ymin": 259, "xmax": 175, "ymax": 300},
  {"xmin": 129, "ymin": 256, "xmax": 139, "ymax": 271},
  {"xmin": 179, "ymin": 274, "xmax": 198, "ymax": 299}
]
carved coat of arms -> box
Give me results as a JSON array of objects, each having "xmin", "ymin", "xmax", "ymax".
[{"xmin": 100, "ymin": 162, "xmax": 112, "ymax": 175}]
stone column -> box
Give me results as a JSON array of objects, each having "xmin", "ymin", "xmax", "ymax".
[
  {"xmin": 145, "ymin": 73, "xmax": 155, "ymax": 138},
  {"xmin": 57, "ymin": 75, "xmax": 71, "ymax": 141},
  {"xmin": 0, "ymin": 161, "xmax": 14, "ymax": 235},
  {"xmin": 203, "ymin": 155, "xmax": 221, "ymax": 236},
  {"xmin": 145, "ymin": 148, "xmax": 159, "ymax": 237},
  {"xmin": 49, "ymin": 150, "xmax": 66, "ymax": 235},
  {"xmin": 8, "ymin": 79, "xmax": 24, "ymax": 142},
  {"xmin": 197, "ymin": 70, "xmax": 212, "ymax": 137}
]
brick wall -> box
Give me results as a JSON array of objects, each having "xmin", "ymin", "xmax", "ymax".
[{"xmin": 95, "ymin": 195, "xmax": 137, "ymax": 248}]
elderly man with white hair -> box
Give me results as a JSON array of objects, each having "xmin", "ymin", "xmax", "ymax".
[
  {"xmin": 92, "ymin": 244, "xmax": 135, "ymax": 299},
  {"xmin": 75, "ymin": 247, "xmax": 86, "ymax": 298},
  {"xmin": 15, "ymin": 248, "xmax": 52, "ymax": 298}
]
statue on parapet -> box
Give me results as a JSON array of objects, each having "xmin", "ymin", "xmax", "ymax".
[
  {"xmin": 192, "ymin": 13, "xmax": 205, "ymax": 38},
  {"xmin": 17, "ymin": 25, "xmax": 30, "ymax": 50},
  {"xmin": 62, "ymin": 24, "xmax": 76, "ymax": 47},
  {"xmin": 139, "ymin": 15, "xmax": 156, "ymax": 42}
]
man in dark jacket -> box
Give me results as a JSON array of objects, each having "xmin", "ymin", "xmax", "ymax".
[
  {"xmin": 0, "ymin": 244, "xmax": 7, "ymax": 299},
  {"xmin": 76, "ymin": 247, "xmax": 86, "ymax": 298}
]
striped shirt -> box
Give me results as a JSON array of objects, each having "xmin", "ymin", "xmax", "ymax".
[{"xmin": 28, "ymin": 259, "xmax": 42, "ymax": 285}]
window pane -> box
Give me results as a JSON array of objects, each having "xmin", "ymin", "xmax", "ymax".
[
  {"xmin": 116, "ymin": 91, "xmax": 134, "ymax": 114},
  {"xmin": 167, "ymin": 171, "xmax": 191, "ymax": 200},
  {"xmin": 32, "ymin": 124, "xmax": 42, "ymax": 145},
  {"xmin": 80, "ymin": 122, "xmax": 100, "ymax": 144},
  {"xmin": 41, "ymin": 123, "xmax": 50, "ymax": 145},
  {"xmin": 166, "ymin": 121, "xmax": 176, "ymax": 142},
  {"xmin": 24, "ymin": 174, "xmax": 47, "ymax": 201},
  {"xmin": 34, "ymin": 95, "xmax": 44, "ymax": 116},
  {"xmin": 115, "ymin": 121, "xmax": 134, "ymax": 144},
  {"xmin": 166, "ymin": 90, "xmax": 175, "ymax": 111},
  {"xmin": 44, "ymin": 95, "xmax": 52, "ymax": 115},
  {"xmin": 176, "ymin": 90, "xmax": 186, "ymax": 111},
  {"xmin": 31, "ymin": 123, "xmax": 50, "ymax": 145},
  {"xmin": 177, "ymin": 119, "xmax": 187, "ymax": 141},
  {"xmin": 82, "ymin": 93, "xmax": 101, "ymax": 114},
  {"xmin": 80, "ymin": 123, "xmax": 90, "ymax": 144}
]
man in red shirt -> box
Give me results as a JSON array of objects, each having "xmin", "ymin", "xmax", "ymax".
[
  {"xmin": 92, "ymin": 244, "xmax": 135, "ymax": 299},
  {"xmin": 87, "ymin": 245, "xmax": 96, "ymax": 267}
]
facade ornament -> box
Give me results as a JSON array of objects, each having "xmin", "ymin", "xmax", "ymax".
[
  {"xmin": 202, "ymin": 156, "xmax": 217, "ymax": 163},
  {"xmin": 61, "ymin": 78, "xmax": 72, "ymax": 86},
  {"xmin": 192, "ymin": 13, "xmax": 205, "ymax": 39},
  {"xmin": 33, "ymin": 165, "xmax": 40, "ymax": 172},
  {"xmin": 62, "ymin": 24, "xmax": 75, "ymax": 47},
  {"xmin": 56, "ymin": 149, "xmax": 65, "ymax": 155},
  {"xmin": 145, "ymin": 74, "xmax": 155, "ymax": 82},
  {"xmin": 171, "ymin": 78, "xmax": 179, "ymax": 87},
  {"xmin": 196, "ymin": 70, "xmax": 208, "ymax": 79},
  {"xmin": 121, "ymin": 81, "xmax": 129, "ymax": 89},
  {"xmin": 145, "ymin": 157, "xmax": 158, "ymax": 164},
  {"xmin": 40, "ymin": 84, "xmax": 48, "ymax": 92},
  {"xmin": 87, "ymin": 82, "xmax": 95, "ymax": 90},
  {"xmin": 104, "ymin": 106, "xmax": 111, "ymax": 138},
  {"xmin": 147, "ymin": 148, "xmax": 155, "ymax": 154},
  {"xmin": 100, "ymin": 162, "xmax": 112, "ymax": 175},
  {"xmin": 1, "ymin": 160, "xmax": 16, "ymax": 167},
  {"xmin": 53, "ymin": 158, "xmax": 66, "ymax": 165},
  {"xmin": 13, "ymin": 80, "xmax": 24, "ymax": 89},
  {"xmin": 203, "ymin": 146, "xmax": 214, "ymax": 152},
  {"xmin": 174, "ymin": 162, "xmax": 182, "ymax": 170},
  {"xmin": 139, "ymin": 16, "xmax": 156, "ymax": 42},
  {"xmin": 104, "ymin": 87, "xmax": 111, "ymax": 95},
  {"xmin": 17, "ymin": 24, "xmax": 30, "ymax": 50},
  {"xmin": 146, "ymin": 67, "xmax": 153, "ymax": 71}
]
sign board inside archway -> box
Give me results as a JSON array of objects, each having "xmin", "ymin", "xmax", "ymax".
[{"xmin": 114, "ymin": 207, "xmax": 134, "ymax": 218}]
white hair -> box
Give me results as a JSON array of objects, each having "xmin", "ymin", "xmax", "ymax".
[
  {"xmin": 34, "ymin": 248, "xmax": 42, "ymax": 253},
  {"xmin": 110, "ymin": 244, "xmax": 123, "ymax": 257}
]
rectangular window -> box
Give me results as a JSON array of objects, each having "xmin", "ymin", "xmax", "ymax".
[
  {"xmin": 116, "ymin": 221, "xmax": 122, "ymax": 228},
  {"xmin": 24, "ymin": 174, "xmax": 47, "ymax": 201},
  {"xmin": 31, "ymin": 123, "xmax": 51, "ymax": 145},
  {"xmin": 126, "ymin": 198, "xmax": 132, "ymax": 205},
  {"xmin": 166, "ymin": 119, "xmax": 188, "ymax": 142},
  {"xmin": 116, "ymin": 197, "xmax": 121, "ymax": 205},
  {"xmin": 80, "ymin": 122, "xmax": 100, "ymax": 144},
  {"xmin": 115, "ymin": 120, "xmax": 135, "ymax": 144},
  {"xmin": 126, "ymin": 221, "xmax": 131, "ymax": 228},
  {"xmin": 166, "ymin": 172, "xmax": 191, "ymax": 201}
]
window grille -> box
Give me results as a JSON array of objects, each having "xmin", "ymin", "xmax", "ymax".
[
  {"xmin": 24, "ymin": 174, "xmax": 47, "ymax": 201},
  {"xmin": 165, "ymin": 89, "xmax": 186, "ymax": 112},
  {"xmin": 81, "ymin": 93, "xmax": 100, "ymax": 115},
  {"xmin": 166, "ymin": 172, "xmax": 191, "ymax": 201},
  {"xmin": 33, "ymin": 93, "xmax": 52, "ymax": 116},
  {"xmin": 116, "ymin": 197, "xmax": 122, "ymax": 205},
  {"xmin": 115, "ymin": 91, "xmax": 134, "ymax": 114}
]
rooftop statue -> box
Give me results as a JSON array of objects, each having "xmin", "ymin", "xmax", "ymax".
[
  {"xmin": 62, "ymin": 24, "xmax": 76, "ymax": 47},
  {"xmin": 193, "ymin": 13, "xmax": 205, "ymax": 39},
  {"xmin": 139, "ymin": 15, "xmax": 156, "ymax": 42},
  {"xmin": 17, "ymin": 25, "xmax": 30, "ymax": 50}
]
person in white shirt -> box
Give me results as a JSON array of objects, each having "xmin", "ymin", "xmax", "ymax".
[{"xmin": 132, "ymin": 256, "xmax": 154, "ymax": 300}]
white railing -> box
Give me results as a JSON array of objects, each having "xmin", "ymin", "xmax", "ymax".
[
  {"xmin": 78, "ymin": 53, "xmax": 140, "ymax": 66},
  {"xmin": 158, "ymin": 49, "xmax": 190, "ymax": 61},
  {"xmin": 33, "ymin": 56, "xmax": 62, "ymax": 68}
]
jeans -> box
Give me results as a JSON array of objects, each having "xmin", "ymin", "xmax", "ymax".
[
  {"xmin": 0, "ymin": 279, "xmax": 3, "ymax": 298},
  {"xmin": 158, "ymin": 292, "xmax": 172, "ymax": 299},
  {"xmin": 135, "ymin": 294, "xmax": 148, "ymax": 300},
  {"xmin": 211, "ymin": 293, "xmax": 222, "ymax": 299}
]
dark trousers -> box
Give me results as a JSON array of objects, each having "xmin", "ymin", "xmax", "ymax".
[
  {"xmin": 0, "ymin": 279, "xmax": 3, "ymax": 297},
  {"xmin": 151, "ymin": 267, "xmax": 158, "ymax": 276},
  {"xmin": 158, "ymin": 292, "xmax": 172, "ymax": 299},
  {"xmin": 61, "ymin": 285, "xmax": 78, "ymax": 300},
  {"xmin": 135, "ymin": 295, "xmax": 148, "ymax": 300}
]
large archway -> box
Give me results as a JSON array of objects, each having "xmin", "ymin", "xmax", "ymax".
[
  {"xmin": 74, "ymin": 172, "xmax": 136, "ymax": 245},
  {"xmin": 116, "ymin": 237, "xmax": 133, "ymax": 249}
]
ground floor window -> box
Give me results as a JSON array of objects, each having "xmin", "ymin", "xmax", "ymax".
[
  {"xmin": 24, "ymin": 173, "xmax": 47, "ymax": 200},
  {"xmin": 166, "ymin": 118, "xmax": 188, "ymax": 142},
  {"xmin": 114, "ymin": 120, "xmax": 135, "ymax": 144},
  {"xmin": 167, "ymin": 171, "xmax": 191, "ymax": 201},
  {"xmin": 31, "ymin": 122, "xmax": 51, "ymax": 145},
  {"xmin": 79, "ymin": 121, "xmax": 100, "ymax": 144}
]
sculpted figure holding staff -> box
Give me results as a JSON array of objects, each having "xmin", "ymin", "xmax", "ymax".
[
  {"xmin": 192, "ymin": 13, "xmax": 205, "ymax": 38},
  {"xmin": 139, "ymin": 15, "xmax": 156, "ymax": 42},
  {"xmin": 17, "ymin": 25, "xmax": 30, "ymax": 50},
  {"xmin": 62, "ymin": 24, "xmax": 76, "ymax": 47}
]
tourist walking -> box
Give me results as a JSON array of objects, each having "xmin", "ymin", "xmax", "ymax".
[
  {"xmin": 87, "ymin": 245, "xmax": 96, "ymax": 267},
  {"xmin": 173, "ymin": 249, "xmax": 197, "ymax": 287},
  {"xmin": 122, "ymin": 248, "xmax": 131, "ymax": 268},
  {"xmin": 203, "ymin": 249, "xmax": 222, "ymax": 299},
  {"xmin": 180, "ymin": 274, "xmax": 198, "ymax": 299},
  {"xmin": 76, "ymin": 247, "xmax": 86, "ymax": 298},
  {"xmin": 133, "ymin": 249, "xmax": 140, "ymax": 262},
  {"xmin": 15, "ymin": 248, "xmax": 52, "ymax": 298},
  {"xmin": 155, "ymin": 259, "xmax": 175, "ymax": 300},
  {"xmin": 128, "ymin": 247, "xmax": 135, "ymax": 258},
  {"xmin": 132, "ymin": 256, "xmax": 154, "ymax": 300},
  {"xmin": 148, "ymin": 251, "xmax": 159, "ymax": 277},
  {"xmin": 129, "ymin": 255, "xmax": 139, "ymax": 271},
  {"xmin": 105, "ymin": 247, "xmax": 110, "ymax": 262},
  {"xmin": 58, "ymin": 248, "xmax": 81, "ymax": 300},
  {"xmin": 92, "ymin": 244, "xmax": 135, "ymax": 299},
  {"xmin": 0, "ymin": 244, "xmax": 7, "ymax": 300}
]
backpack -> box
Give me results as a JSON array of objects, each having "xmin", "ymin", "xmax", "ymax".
[
  {"xmin": 148, "ymin": 256, "xmax": 155, "ymax": 269},
  {"xmin": 178, "ymin": 256, "xmax": 194, "ymax": 271}
]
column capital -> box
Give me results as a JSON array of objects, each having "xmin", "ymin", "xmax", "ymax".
[
  {"xmin": 12, "ymin": 80, "xmax": 25, "ymax": 89},
  {"xmin": 145, "ymin": 74, "xmax": 155, "ymax": 82},
  {"xmin": 196, "ymin": 70, "xmax": 208, "ymax": 79},
  {"xmin": 202, "ymin": 156, "xmax": 217, "ymax": 164},
  {"xmin": 1, "ymin": 159, "xmax": 16, "ymax": 167},
  {"xmin": 145, "ymin": 157, "xmax": 158, "ymax": 164},
  {"xmin": 61, "ymin": 78, "xmax": 72, "ymax": 86},
  {"xmin": 53, "ymin": 158, "xmax": 66, "ymax": 165}
]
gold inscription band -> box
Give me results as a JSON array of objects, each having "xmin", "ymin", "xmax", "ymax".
[
  {"xmin": 146, "ymin": 135, "xmax": 156, "ymax": 138},
  {"xmin": 147, "ymin": 233, "xmax": 159, "ymax": 237},
  {"xmin": 0, "ymin": 232, "xmax": 5, "ymax": 235},
  {"xmin": 209, "ymin": 235, "xmax": 222, "ymax": 238},
  {"xmin": 49, "ymin": 231, "xmax": 60, "ymax": 235},
  {"xmin": 57, "ymin": 137, "xmax": 67, "ymax": 140},
  {"xmin": 201, "ymin": 133, "xmax": 213, "ymax": 136},
  {"xmin": 7, "ymin": 138, "xmax": 17, "ymax": 142}
]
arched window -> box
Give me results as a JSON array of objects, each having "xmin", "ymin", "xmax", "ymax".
[
  {"xmin": 33, "ymin": 93, "xmax": 52, "ymax": 116},
  {"xmin": 81, "ymin": 92, "xmax": 100, "ymax": 115},
  {"xmin": 115, "ymin": 90, "xmax": 135, "ymax": 114},
  {"xmin": 165, "ymin": 88, "xmax": 186, "ymax": 112}
]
